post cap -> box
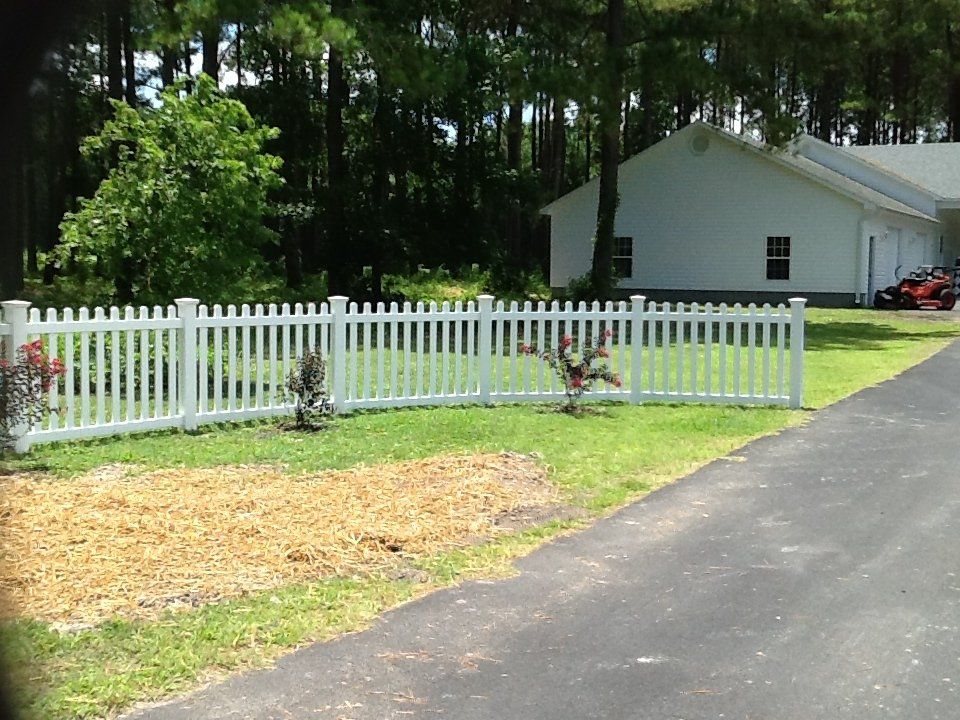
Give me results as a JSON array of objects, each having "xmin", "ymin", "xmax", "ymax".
[
  {"xmin": 629, "ymin": 294, "xmax": 646, "ymax": 302},
  {"xmin": 788, "ymin": 297, "xmax": 808, "ymax": 305},
  {"xmin": 0, "ymin": 300, "xmax": 31, "ymax": 309},
  {"xmin": 174, "ymin": 297, "xmax": 200, "ymax": 305}
]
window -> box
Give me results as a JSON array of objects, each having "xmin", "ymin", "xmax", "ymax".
[
  {"xmin": 613, "ymin": 236, "xmax": 633, "ymax": 278},
  {"xmin": 766, "ymin": 236, "xmax": 790, "ymax": 280}
]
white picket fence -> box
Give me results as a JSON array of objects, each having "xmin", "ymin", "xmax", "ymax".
[{"xmin": 0, "ymin": 294, "xmax": 807, "ymax": 451}]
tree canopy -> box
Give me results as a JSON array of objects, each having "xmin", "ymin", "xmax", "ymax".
[{"xmin": 5, "ymin": 0, "xmax": 960, "ymax": 303}]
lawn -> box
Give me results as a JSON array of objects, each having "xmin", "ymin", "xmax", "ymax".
[{"xmin": 2, "ymin": 308, "xmax": 958, "ymax": 719}]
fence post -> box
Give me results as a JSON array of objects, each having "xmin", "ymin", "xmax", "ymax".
[
  {"xmin": 629, "ymin": 295, "xmax": 645, "ymax": 404},
  {"xmin": 788, "ymin": 297, "xmax": 807, "ymax": 409},
  {"xmin": 175, "ymin": 298, "xmax": 200, "ymax": 431},
  {"xmin": 477, "ymin": 294, "xmax": 494, "ymax": 404},
  {"xmin": 2, "ymin": 300, "xmax": 32, "ymax": 453},
  {"xmin": 329, "ymin": 296, "xmax": 348, "ymax": 412}
]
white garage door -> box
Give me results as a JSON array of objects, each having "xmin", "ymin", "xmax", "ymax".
[{"xmin": 898, "ymin": 232, "xmax": 926, "ymax": 275}]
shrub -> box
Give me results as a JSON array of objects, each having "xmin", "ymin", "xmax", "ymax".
[
  {"xmin": 520, "ymin": 331, "xmax": 622, "ymax": 410},
  {"xmin": 286, "ymin": 349, "xmax": 332, "ymax": 428},
  {"xmin": 57, "ymin": 75, "xmax": 283, "ymax": 304},
  {"xmin": 0, "ymin": 340, "xmax": 66, "ymax": 450}
]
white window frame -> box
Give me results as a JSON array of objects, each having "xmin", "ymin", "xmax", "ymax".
[
  {"xmin": 766, "ymin": 236, "xmax": 791, "ymax": 281},
  {"xmin": 613, "ymin": 236, "xmax": 633, "ymax": 279}
]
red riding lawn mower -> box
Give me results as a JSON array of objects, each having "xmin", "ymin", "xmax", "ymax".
[{"xmin": 873, "ymin": 263, "xmax": 960, "ymax": 311}]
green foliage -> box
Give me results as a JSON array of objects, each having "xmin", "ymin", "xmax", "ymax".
[{"xmin": 57, "ymin": 75, "xmax": 283, "ymax": 304}]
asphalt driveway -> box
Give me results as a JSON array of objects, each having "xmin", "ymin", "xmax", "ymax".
[{"xmin": 128, "ymin": 342, "xmax": 960, "ymax": 720}]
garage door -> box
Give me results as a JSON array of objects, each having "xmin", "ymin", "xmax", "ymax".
[{"xmin": 898, "ymin": 233, "xmax": 926, "ymax": 275}]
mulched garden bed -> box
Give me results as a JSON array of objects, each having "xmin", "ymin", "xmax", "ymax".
[{"xmin": 0, "ymin": 452, "xmax": 556, "ymax": 625}]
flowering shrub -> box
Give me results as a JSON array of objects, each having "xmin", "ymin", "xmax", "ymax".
[
  {"xmin": 520, "ymin": 330, "xmax": 622, "ymax": 410},
  {"xmin": 286, "ymin": 349, "xmax": 333, "ymax": 428},
  {"xmin": 0, "ymin": 340, "xmax": 67, "ymax": 449}
]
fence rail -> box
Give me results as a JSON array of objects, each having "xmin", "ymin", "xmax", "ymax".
[{"xmin": 0, "ymin": 294, "xmax": 806, "ymax": 451}]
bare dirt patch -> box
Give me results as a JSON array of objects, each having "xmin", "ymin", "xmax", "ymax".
[{"xmin": 0, "ymin": 453, "xmax": 555, "ymax": 625}]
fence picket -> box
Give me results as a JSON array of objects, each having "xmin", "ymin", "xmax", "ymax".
[
  {"xmin": 454, "ymin": 302, "xmax": 463, "ymax": 395},
  {"xmin": 676, "ymin": 303, "xmax": 685, "ymax": 395},
  {"xmin": 441, "ymin": 302, "xmax": 451, "ymax": 396},
  {"xmin": 704, "ymin": 303, "xmax": 713, "ymax": 397},
  {"xmin": 429, "ymin": 302, "xmax": 438, "ymax": 396},
  {"xmin": 152, "ymin": 306, "xmax": 163, "ymax": 419},
  {"xmin": 466, "ymin": 301, "xmax": 475, "ymax": 393},
  {"xmin": 415, "ymin": 302, "xmax": 424, "ymax": 397},
  {"xmin": 280, "ymin": 303, "xmax": 290, "ymax": 406},
  {"xmin": 647, "ymin": 302, "xmax": 656, "ymax": 392},
  {"xmin": 254, "ymin": 304, "xmax": 265, "ymax": 408},
  {"xmin": 137, "ymin": 307, "xmax": 148, "ymax": 421},
  {"xmin": 44, "ymin": 309, "xmax": 58, "ymax": 431},
  {"xmin": 402, "ymin": 302, "xmax": 412, "ymax": 397},
  {"xmin": 718, "ymin": 303, "xmax": 728, "ymax": 396},
  {"xmin": 227, "ymin": 305, "xmax": 238, "ymax": 412},
  {"xmin": 747, "ymin": 303, "xmax": 757, "ymax": 397},
  {"xmin": 109, "ymin": 307, "xmax": 120, "ymax": 424},
  {"xmin": 213, "ymin": 305, "xmax": 223, "ymax": 413},
  {"xmin": 198, "ymin": 305, "xmax": 208, "ymax": 415},
  {"xmin": 167, "ymin": 305, "xmax": 177, "ymax": 417},
  {"xmin": 376, "ymin": 304, "xmax": 385, "ymax": 400},
  {"xmin": 78, "ymin": 307, "xmax": 90, "ymax": 427},
  {"xmin": 9, "ymin": 293, "xmax": 803, "ymax": 448},
  {"xmin": 362, "ymin": 303, "xmax": 372, "ymax": 400},
  {"xmin": 762, "ymin": 304, "xmax": 772, "ymax": 397},
  {"xmin": 776, "ymin": 303, "xmax": 787, "ymax": 397},
  {"xmin": 689, "ymin": 303, "xmax": 699, "ymax": 396},
  {"xmin": 349, "ymin": 302, "xmax": 359, "ymax": 401},
  {"xmin": 240, "ymin": 304, "xmax": 251, "ymax": 410},
  {"xmin": 390, "ymin": 302, "xmax": 399, "ymax": 398}
]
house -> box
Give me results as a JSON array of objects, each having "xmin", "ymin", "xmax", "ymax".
[{"xmin": 542, "ymin": 121, "xmax": 960, "ymax": 306}]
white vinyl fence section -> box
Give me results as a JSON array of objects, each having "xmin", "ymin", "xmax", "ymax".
[{"xmin": 0, "ymin": 295, "xmax": 806, "ymax": 451}]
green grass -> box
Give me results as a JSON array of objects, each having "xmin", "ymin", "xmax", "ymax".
[{"xmin": 4, "ymin": 308, "xmax": 959, "ymax": 719}]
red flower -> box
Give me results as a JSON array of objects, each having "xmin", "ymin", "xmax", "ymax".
[
  {"xmin": 570, "ymin": 376, "xmax": 583, "ymax": 388},
  {"xmin": 561, "ymin": 335, "xmax": 573, "ymax": 348},
  {"xmin": 604, "ymin": 329, "xmax": 613, "ymax": 338},
  {"xmin": 613, "ymin": 377, "xmax": 623, "ymax": 388},
  {"xmin": 596, "ymin": 347, "xmax": 609, "ymax": 358}
]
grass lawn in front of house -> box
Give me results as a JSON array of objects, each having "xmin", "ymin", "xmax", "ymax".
[{"xmin": 3, "ymin": 308, "xmax": 958, "ymax": 720}]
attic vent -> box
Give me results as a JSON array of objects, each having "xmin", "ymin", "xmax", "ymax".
[{"xmin": 690, "ymin": 134, "xmax": 710, "ymax": 155}]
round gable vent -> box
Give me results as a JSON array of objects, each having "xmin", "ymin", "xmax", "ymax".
[{"xmin": 690, "ymin": 133, "xmax": 710, "ymax": 155}]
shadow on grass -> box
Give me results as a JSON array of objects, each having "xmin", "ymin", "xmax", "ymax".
[{"xmin": 806, "ymin": 321, "xmax": 960, "ymax": 352}]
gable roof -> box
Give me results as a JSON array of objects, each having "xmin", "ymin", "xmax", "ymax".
[
  {"xmin": 842, "ymin": 143, "xmax": 960, "ymax": 200},
  {"xmin": 541, "ymin": 122, "xmax": 936, "ymax": 222}
]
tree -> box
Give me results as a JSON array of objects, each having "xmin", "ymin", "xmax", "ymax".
[
  {"xmin": 589, "ymin": 0, "xmax": 626, "ymax": 298},
  {"xmin": 57, "ymin": 75, "xmax": 283, "ymax": 303}
]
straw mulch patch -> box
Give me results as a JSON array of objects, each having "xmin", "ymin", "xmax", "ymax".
[{"xmin": 0, "ymin": 453, "xmax": 555, "ymax": 626}]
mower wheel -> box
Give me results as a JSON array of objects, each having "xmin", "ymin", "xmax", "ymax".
[{"xmin": 939, "ymin": 289, "xmax": 957, "ymax": 311}]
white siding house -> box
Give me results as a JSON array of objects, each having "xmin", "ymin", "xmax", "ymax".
[{"xmin": 543, "ymin": 122, "xmax": 955, "ymax": 306}]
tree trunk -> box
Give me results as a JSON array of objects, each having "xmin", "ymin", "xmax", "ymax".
[
  {"xmin": 530, "ymin": 94, "xmax": 538, "ymax": 171},
  {"xmin": 589, "ymin": 0, "xmax": 625, "ymax": 299},
  {"xmin": 159, "ymin": 0, "xmax": 177, "ymax": 86},
  {"xmin": 503, "ymin": 0, "xmax": 524, "ymax": 268},
  {"xmin": 0, "ymin": 143, "xmax": 24, "ymax": 298},
  {"xmin": 325, "ymin": 0, "xmax": 350, "ymax": 295},
  {"xmin": 370, "ymin": 71, "xmax": 391, "ymax": 301},
  {"xmin": 106, "ymin": 0, "xmax": 124, "ymax": 100},
  {"xmin": 122, "ymin": 0, "xmax": 136, "ymax": 104},
  {"xmin": 584, "ymin": 110, "xmax": 591, "ymax": 183},
  {"xmin": 201, "ymin": 22, "xmax": 220, "ymax": 82},
  {"xmin": 550, "ymin": 97, "xmax": 566, "ymax": 198}
]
